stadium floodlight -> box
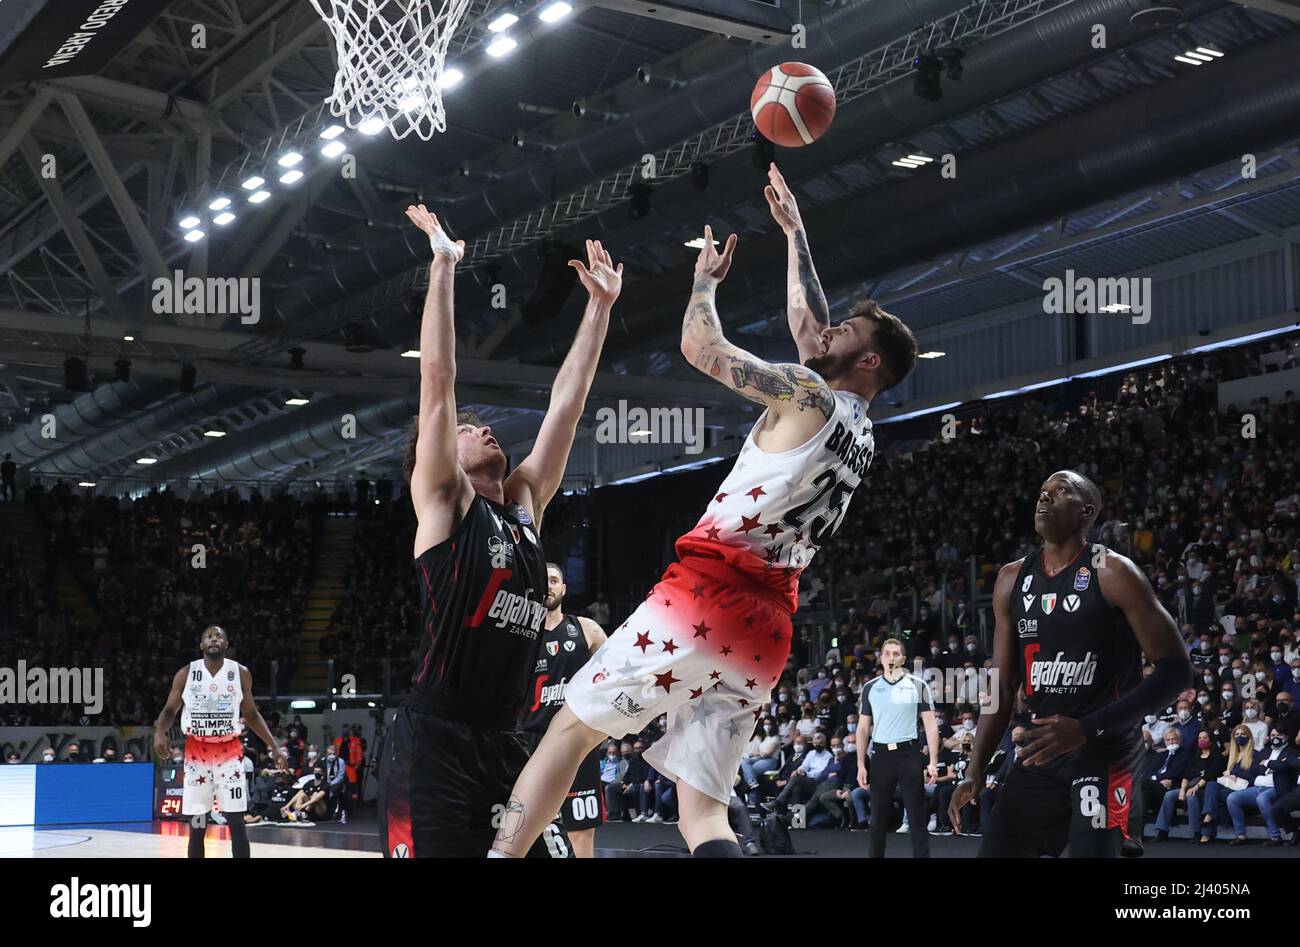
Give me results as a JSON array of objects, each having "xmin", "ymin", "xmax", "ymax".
[
  {"xmin": 277, "ymin": 151, "xmax": 304, "ymax": 167},
  {"xmin": 486, "ymin": 36, "xmax": 517, "ymax": 57},
  {"xmin": 279, "ymin": 169, "xmax": 304, "ymax": 184},
  {"xmin": 242, "ymin": 175, "xmax": 265, "ymax": 190},
  {"xmin": 179, "ymin": 215, "xmax": 201, "ymax": 229},
  {"xmin": 184, "ymin": 230, "xmax": 206, "ymax": 243},
  {"xmin": 249, "ymin": 190, "xmax": 272, "ymax": 204},
  {"xmin": 488, "ymin": 12, "xmax": 518, "ymax": 31},
  {"xmin": 439, "ymin": 68, "xmax": 464, "ymax": 91},
  {"xmin": 359, "ymin": 116, "xmax": 386, "ymax": 135},
  {"xmin": 136, "ymin": 457, "xmax": 158, "ymax": 465},
  {"xmin": 208, "ymin": 196, "xmax": 231, "ymax": 211},
  {"xmin": 321, "ymin": 140, "xmax": 347, "ymax": 158},
  {"xmin": 539, "ymin": 2, "xmax": 572, "ymax": 22},
  {"xmin": 320, "ymin": 124, "xmax": 345, "ymax": 139},
  {"xmin": 213, "ymin": 212, "xmax": 236, "ymax": 225}
]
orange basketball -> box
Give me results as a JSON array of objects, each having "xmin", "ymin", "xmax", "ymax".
[{"xmin": 750, "ymin": 62, "xmax": 836, "ymax": 148}]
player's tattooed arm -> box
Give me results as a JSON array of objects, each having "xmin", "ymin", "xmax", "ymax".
[{"xmin": 765, "ymin": 163, "xmax": 829, "ymax": 364}]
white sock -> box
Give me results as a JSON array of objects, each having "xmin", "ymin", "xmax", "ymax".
[{"xmin": 487, "ymin": 849, "xmax": 509, "ymax": 858}]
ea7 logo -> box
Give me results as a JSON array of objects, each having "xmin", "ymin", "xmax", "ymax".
[
  {"xmin": 1063, "ymin": 594, "xmax": 1080, "ymax": 613},
  {"xmin": 1040, "ymin": 593, "xmax": 1057, "ymax": 615}
]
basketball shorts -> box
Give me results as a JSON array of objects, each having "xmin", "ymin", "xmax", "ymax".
[
  {"xmin": 379, "ymin": 705, "xmax": 572, "ymax": 858},
  {"xmin": 182, "ymin": 736, "xmax": 247, "ymax": 815},
  {"xmin": 978, "ymin": 739, "xmax": 1141, "ymax": 858},
  {"xmin": 564, "ymin": 558, "xmax": 793, "ymax": 805}
]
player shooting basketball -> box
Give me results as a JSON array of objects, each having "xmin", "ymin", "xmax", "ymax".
[
  {"xmin": 490, "ymin": 213, "xmax": 917, "ymax": 857},
  {"xmin": 380, "ymin": 206, "xmax": 622, "ymax": 857}
]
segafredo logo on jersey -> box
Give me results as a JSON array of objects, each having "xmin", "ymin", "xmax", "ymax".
[
  {"xmin": 536, "ymin": 678, "xmax": 568, "ymax": 707},
  {"xmin": 595, "ymin": 400, "xmax": 705, "ymax": 454},
  {"xmin": 49, "ymin": 877, "xmax": 151, "ymax": 927},
  {"xmin": 487, "ymin": 589, "xmax": 546, "ymax": 636},
  {"xmin": 152, "ymin": 270, "xmax": 260, "ymax": 324},
  {"xmin": 1026, "ymin": 647, "xmax": 1099, "ymax": 692},
  {"xmin": 1041, "ymin": 269, "xmax": 1151, "ymax": 324},
  {"xmin": 0, "ymin": 662, "xmax": 103, "ymax": 714}
]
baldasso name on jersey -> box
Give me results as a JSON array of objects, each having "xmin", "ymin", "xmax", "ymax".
[
  {"xmin": 824, "ymin": 421, "xmax": 873, "ymax": 477},
  {"xmin": 488, "ymin": 589, "xmax": 546, "ymax": 637}
]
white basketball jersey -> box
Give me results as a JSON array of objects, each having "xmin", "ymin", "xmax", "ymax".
[
  {"xmin": 677, "ymin": 389, "xmax": 874, "ymax": 602},
  {"xmin": 180, "ymin": 658, "xmax": 244, "ymax": 741}
]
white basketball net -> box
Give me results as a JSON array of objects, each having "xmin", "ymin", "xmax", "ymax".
[{"xmin": 309, "ymin": 0, "xmax": 474, "ymax": 141}]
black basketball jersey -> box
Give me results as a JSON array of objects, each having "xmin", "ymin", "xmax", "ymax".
[
  {"xmin": 520, "ymin": 614, "xmax": 590, "ymax": 735},
  {"xmin": 1012, "ymin": 544, "xmax": 1143, "ymax": 755},
  {"xmin": 410, "ymin": 494, "xmax": 548, "ymax": 728}
]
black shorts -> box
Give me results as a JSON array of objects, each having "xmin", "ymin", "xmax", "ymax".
[
  {"xmin": 519, "ymin": 736, "xmax": 604, "ymax": 832},
  {"xmin": 379, "ymin": 705, "xmax": 572, "ymax": 858},
  {"xmin": 979, "ymin": 740, "xmax": 1140, "ymax": 858}
]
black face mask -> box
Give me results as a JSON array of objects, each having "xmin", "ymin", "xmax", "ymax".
[{"xmin": 1271, "ymin": 736, "xmax": 1287, "ymax": 748}]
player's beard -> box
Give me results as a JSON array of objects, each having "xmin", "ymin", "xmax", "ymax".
[
  {"xmin": 545, "ymin": 593, "xmax": 562, "ymax": 611},
  {"xmin": 804, "ymin": 347, "xmax": 857, "ymax": 381}
]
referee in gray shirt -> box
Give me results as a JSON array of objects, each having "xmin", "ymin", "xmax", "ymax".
[{"xmin": 857, "ymin": 637, "xmax": 940, "ymax": 858}]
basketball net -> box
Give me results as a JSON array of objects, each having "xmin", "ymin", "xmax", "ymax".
[{"xmin": 309, "ymin": 0, "xmax": 474, "ymax": 141}]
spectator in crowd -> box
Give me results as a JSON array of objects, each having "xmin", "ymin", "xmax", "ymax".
[
  {"xmin": 978, "ymin": 726, "xmax": 1024, "ymax": 830},
  {"xmin": 1242, "ymin": 699, "xmax": 1268, "ymax": 749},
  {"xmin": 1144, "ymin": 728, "xmax": 1189, "ymax": 819},
  {"xmin": 280, "ymin": 766, "xmax": 329, "ymax": 823},
  {"xmin": 771, "ymin": 732, "xmax": 832, "ymax": 816},
  {"xmin": 1, "ymin": 453, "xmax": 16, "ymax": 502},
  {"xmin": 1198, "ymin": 725, "xmax": 1258, "ymax": 843},
  {"xmin": 741, "ymin": 719, "xmax": 782, "ymax": 793},
  {"xmin": 1153, "ymin": 728, "xmax": 1225, "ymax": 842},
  {"xmin": 1225, "ymin": 726, "xmax": 1298, "ymax": 846},
  {"xmin": 599, "ymin": 742, "xmax": 629, "ymax": 820}
]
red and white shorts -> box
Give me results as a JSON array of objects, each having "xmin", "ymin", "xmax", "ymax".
[
  {"xmin": 182, "ymin": 736, "xmax": 246, "ymax": 815},
  {"xmin": 564, "ymin": 558, "xmax": 792, "ymax": 804}
]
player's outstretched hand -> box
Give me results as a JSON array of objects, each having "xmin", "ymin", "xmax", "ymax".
[
  {"xmin": 569, "ymin": 239, "xmax": 623, "ymax": 304},
  {"xmin": 948, "ymin": 778, "xmax": 978, "ymax": 832},
  {"xmin": 1018, "ymin": 714, "xmax": 1086, "ymax": 766},
  {"xmin": 405, "ymin": 203, "xmax": 465, "ymax": 263},
  {"xmin": 693, "ymin": 225, "xmax": 738, "ymax": 286},
  {"xmin": 764, "ymin": 162, "xmax": 803, "ymax": 235}
]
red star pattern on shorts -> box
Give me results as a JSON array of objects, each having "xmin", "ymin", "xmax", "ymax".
[
  {"xmin": 661, "ymin": 638, "xmax": 679, "ymax": 655},
  {"xmin": 704, "ymin": 526, "xmax": 721, "ymax": 541},
  {"xmin": 709, "ymin": 670, "xmax": 722, "ymax": 680},
  {"xmin": 752, "ymin": 708, "xmax": 763, "ymax": 720},
  {"xmin": 763, "ymin": 523, "xmax": 783, "ymax": 539},
  {"xmin": 743, "ymin": 614, "xmax": 755, "ymax": 628},
  {"xmin": 738, "ymin": 699, "xmax": 749, "ymax": 708},
  {"xmin": 715, "ymin": 492, "xmax": 727, "ymax": 503},
  {"xmin": 690, "ymin": 584, "xmax": 705, "ymax": 598},
  {"xmin": 654, "ymin": 671, "xmax": 680, "ymax": 693},
  {"xmin": 745, "ymin": 678, "xmax": 757, "ymax": 689},
  {"xmin": 738, "ymin": 514, "xmax": 761, "ymax": 533},
  {"xmin": 634, "ymin": 631, "xmax": 652, "ymax": 653},
  {"xmin": 745, "ymin": 485, "xmax": 766, "ymax": 500},
  {"xmin": 720, "ymin": 645, "xmax": 733, "ymax": 656},
  {"xmin": 689, "ymin": 687, "xmax": 703, "ymax": 699},
  {"xmin": 662, "ymin": 597, "xmax": 672, "ymax": 607},
  {"xmin": 692, "ymin": 621, "xmax": 711, "ymax": 638}
]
